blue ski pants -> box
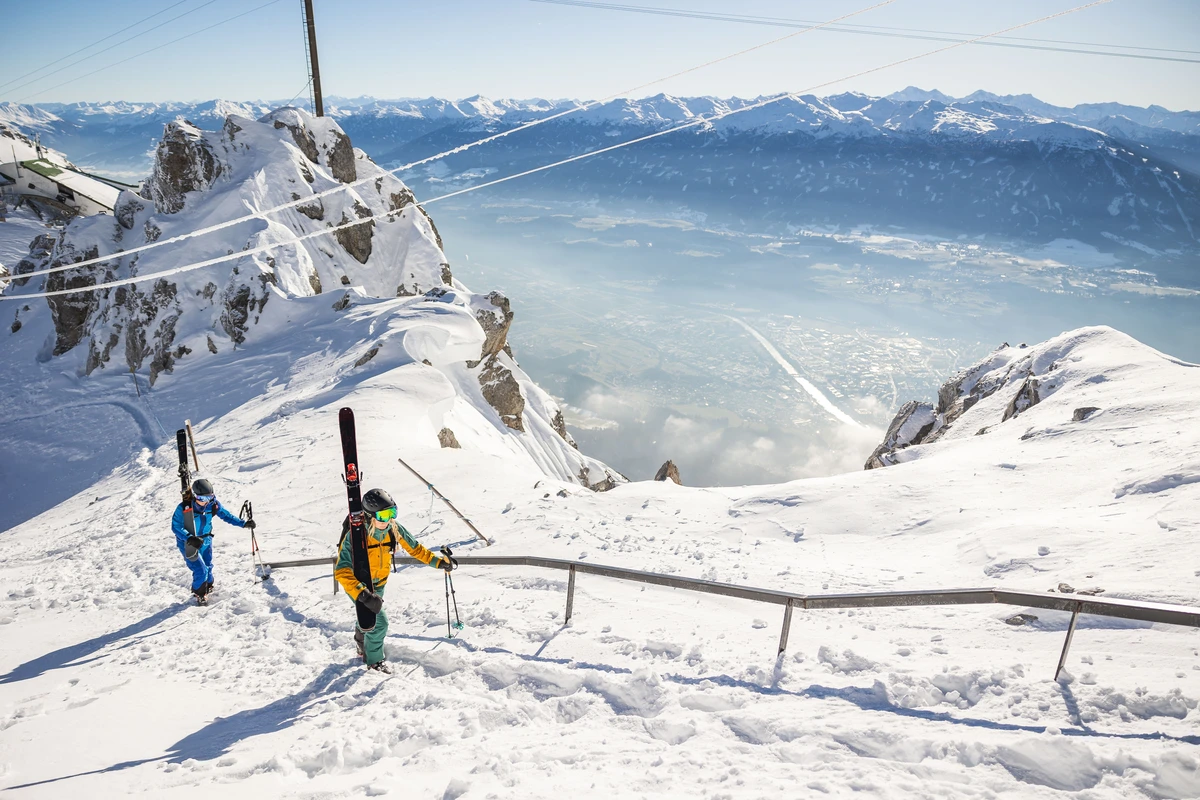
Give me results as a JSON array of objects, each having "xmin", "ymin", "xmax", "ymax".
[{"xmin": 178, "ymin": 538, "xmax": 214, "ymax": 590}]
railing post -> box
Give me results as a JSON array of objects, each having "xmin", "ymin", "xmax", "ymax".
[
  {"xmin": 1054, "ymin": 604, "xmax": 1080, "ymax": 681},
  {"xmin": 778, "ymin": 598, "xmax": 795, "ymax": 654},
  {"xmin": 565, "ymin": 564, "xmax": 576, "ymax": 623}
]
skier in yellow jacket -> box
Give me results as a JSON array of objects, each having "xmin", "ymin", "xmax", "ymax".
[{"xmin": 335, "ymin": 487, "xmax": 453, "ymax": 673}]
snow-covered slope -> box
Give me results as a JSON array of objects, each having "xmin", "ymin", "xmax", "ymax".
[
  {"xmin": 0, "ymin": 108, "xmax": 618, "ymax": 531},
  {"xmin": 0, "ymin": 323, "xmax": 1197, "ymax": 797}
]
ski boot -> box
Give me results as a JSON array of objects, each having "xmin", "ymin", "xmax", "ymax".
[{"xmin": 367, "ymin": 660, "xmax": 392, "ymax": 675}]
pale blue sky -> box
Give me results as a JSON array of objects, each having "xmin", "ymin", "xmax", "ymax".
[{"xmin": 4, "ymin": 0, "xmax": 1198, "ymax": 109}]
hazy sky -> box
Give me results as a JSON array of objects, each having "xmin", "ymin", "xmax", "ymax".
[{"xmin": 3, "ymin": 0, "xmax": 1198, "ymax": 109}]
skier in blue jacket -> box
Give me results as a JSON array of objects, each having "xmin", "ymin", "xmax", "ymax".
[{"xmin": 171, "ymin": 478, "xmax": 254, "ymax": 602}]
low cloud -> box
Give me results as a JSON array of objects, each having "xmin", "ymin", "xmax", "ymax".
[{"xmin": 569, "ymin": 388, "xmax": 882, "ymax": 487}]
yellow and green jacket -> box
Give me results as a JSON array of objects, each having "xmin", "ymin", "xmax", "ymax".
[{"xmin": 334, "ymin": 516, "xmax": 446, "ymax": 599}]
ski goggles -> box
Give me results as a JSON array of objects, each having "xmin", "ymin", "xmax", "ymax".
[
  {"xmin": 374, "ymin": 506, "xmax": 397, "ymax": 522},
  {"xmin": 194, "ymin": 494, "xmax": 215, "ymax": 504}
]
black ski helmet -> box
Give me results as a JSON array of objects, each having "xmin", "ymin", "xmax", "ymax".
[
  {"xmin": 192, "ymin": 478, "xmax": 214, "ymax": 496},
  {"xmin": 362, "ymin": 488, "xmax": 395, "ymax": 514}
]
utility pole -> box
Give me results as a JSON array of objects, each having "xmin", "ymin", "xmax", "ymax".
[{"xmin": 302, "ymin": 0, "xmax": 324, "ymax": 117}]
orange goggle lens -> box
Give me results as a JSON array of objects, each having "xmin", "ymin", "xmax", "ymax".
[{"xmin": 375, "ymin": 507, "xmax": 397, "ymax": 522}]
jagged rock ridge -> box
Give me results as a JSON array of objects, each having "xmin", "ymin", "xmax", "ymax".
[
  {"xmin": 866, "ymin": 343, "xmax": 1058, "ymax": 468},
  {"xmin": 5, "ymin": 108, "xmax": 621, "ymax": 491}
]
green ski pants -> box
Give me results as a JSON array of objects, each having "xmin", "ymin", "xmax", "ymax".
[{"xmin": 354, "ymin": 585, "xmax": 388, "ymax": 666}]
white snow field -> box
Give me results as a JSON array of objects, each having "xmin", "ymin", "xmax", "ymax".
[
  {"xmin": 0, "ymin": 111, "xmax": 1197, "ymax": 799},
  {"xmin": 1, "ymin": 318, "xmax": 1197, "ymax": 798}
]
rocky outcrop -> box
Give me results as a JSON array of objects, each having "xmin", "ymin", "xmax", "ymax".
[
  {"xmin": 45, "ymin": 245, "xmax": 101, "ymax": 356},
  {"xmin": 438, "ymin": 428, "xmax": 461, "ymax": 449},
  {"xmin": 327, "ymin": 130, "xmax": 356, "ymax": 184},
  {"xmin": 1002, "ymin": 377, "xmax": 1041, "ymax": 421},
  {"xmin": 295, "ymin": 198, "xmax": 324, "ymax": 220},
  {"xmin": 144, "ymin": 120, "xmax": 222, "ymax": 214},
  {"xmin": 13, "ymin": 234, "xmax": 55, "ymax": 288},
  {"xmin": 388, "ymin": 188, "xmax": 415, "ymax": 212},
  {"xmin": 578, "ymin": 466, "xmax": 617, "ymax": 492},
  {"xmin": 115, "ymin": 195, "xmax": 146, "ymax": 231},
  {"xmin": 1072, "ymin": 406, "xmax": 1100, "ymax": 421},
  {"xmin": 219, "ymin": 277, "xmax": 268, "ymax": 346},
  {"xmin": 418, "ymin": 206, "xmax": 444, "ymax": 250},
  {"xmin": 333, "ymin": 201, "xmax": 375, "ymax": 265},
  {"xmin": 866, "ymin": 343, "xmax": 1058, "ymax": 468},
  {"xmin": 551, "ymin": 408, "xmax": 577, "ymax": 448},
  {"xmin": 654, "ymin": 460, "xmax": 682, "ymax": 485},
  {"xmin": 864, "ymin": 401, "xmax": 937, "ymax": 470},
  {"xmin": 479, "ymin": 357, "xmax": 525, "ymax": 432},
  {"xmin": 273, "ymin": 118, "xmax": 319, "ymax": 163},
  {"xmin": 471, "ymin": 292, "xmax": 513, "ymax": 365},
  {"xmin": 268, "ymin": 110, "xmax": 356, "ymax": 184},
  {"xmin": 122, "ymin": 278, "xmax": 181, "ymax": 384}
]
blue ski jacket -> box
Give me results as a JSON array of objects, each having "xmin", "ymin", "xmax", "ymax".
[{"xmin": 171, "ymin": 498, "xmax": 246, "ymax": 546}]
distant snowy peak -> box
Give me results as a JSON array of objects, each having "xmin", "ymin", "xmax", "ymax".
[
  {"xmin": 320, "ymin": 92, "xmax": 1117, "ymax": 150},
  {"xmin": 21, "ymin": 91, "xmax": 1197, "ymax": 149},
  {"xmin": 0, "ymin": 101, "xmax": 62, "ymax": 134},
  {"xmin": 887, "ymin": 85, "xmax": 957, "ymax": 105},
  {"xmin": 888, "ymin": 88, "xmax": 1200, "ymax": 135},
  {"xmin": 33, "ymin": 99, "xmax": 273, "ymax": 124}
]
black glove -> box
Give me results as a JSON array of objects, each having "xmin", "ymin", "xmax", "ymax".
[
  {"xmin": 184, "ymin": 536, "xmax": 203, "ymax": 562},
  {"xmin": 244, "ymin": 519, "xmax": 256, "ymax": 530},
  {"xmin": 357, "ymin": 589, "xmax": 384, "ymax": 613}
]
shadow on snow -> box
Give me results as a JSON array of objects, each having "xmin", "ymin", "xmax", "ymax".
[
  {"xmin": 0, "ymin": 604, "xmax": 189, "ymax": 685},
  {"xmin": 4, "ymin": 661, "xmax": 378, "ymax": 790}
]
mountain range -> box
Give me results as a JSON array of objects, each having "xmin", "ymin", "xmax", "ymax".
[{"xmin": 4, "ymin": 88, "xmax": 1198, "ymax": 257}]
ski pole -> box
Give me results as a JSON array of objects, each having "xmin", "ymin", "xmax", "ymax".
[
  {"xmin": 448, "ymin": 573, "xmax": 462, "ymax": 629},
  {"xmin": 440, "ymin": 546, "xmax": 463, "ymax": 635},
  {"xmin": 444, "ymin": 572, "xmax": 452, "ymax": 639},
  {"xmin": 239, "ymin": 500, "xmax": 269, "ymax": 582}
]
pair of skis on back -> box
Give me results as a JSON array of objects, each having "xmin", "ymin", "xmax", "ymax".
[
  {"xmin": 175, "ymin": 423, "xmax": 268, "ymax": 605},
  {"xmin": 338, "ymin": 408, "xmax": 464, "ymax": 640}
]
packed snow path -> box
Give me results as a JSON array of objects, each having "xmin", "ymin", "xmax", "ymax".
[{"xmin": 2, "ymin": 327, "xmax": 1199, "ymax": 798}]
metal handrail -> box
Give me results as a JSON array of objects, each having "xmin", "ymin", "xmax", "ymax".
[{"xmin": 262, "ymin": 553, "xmax": 1200, "ymax": 677}]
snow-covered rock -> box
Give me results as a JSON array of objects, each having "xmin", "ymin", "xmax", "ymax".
[{"xmin": 1, "ymin": 108, "xmax": 620, "ymax": 518}]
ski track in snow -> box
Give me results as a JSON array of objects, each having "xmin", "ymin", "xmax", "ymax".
[{"xmin": 726, "ymin": 315, "xmax": 864, "ymax": 428}]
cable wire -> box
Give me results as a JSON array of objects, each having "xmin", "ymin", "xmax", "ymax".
[
  {"xmin": 6, "ymin": 0, "xmax": 898, "ymax": 282},
  {"xmin": 4, "ymin": 0, "xmax": 221, "ymax": 99},
  {"xmin": 530, "ymin": 0, "xmax": 1200, "ymax": 63},
  {"xmin": 17, "ymin": 0, "xmax": 288, "ymax": 104},
  {"xmin": 0, "ymin": 0, "xmax": 1113, "ymax": 302},
  {"xmin": 0, "ymin": 0, "xmax": 195, "ymax": 93}
]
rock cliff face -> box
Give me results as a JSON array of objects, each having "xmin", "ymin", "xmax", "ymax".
[
  {"xmin": 145, "ymin": 120, "xmax": 223, "ymax": 214},
  {"xmin": 10, "ymin": 109, "xmax": 449, "ymax": 384},
  {"xmin": 866, "ymin": 343, "xmax": 1055, "ymax": 468}
]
